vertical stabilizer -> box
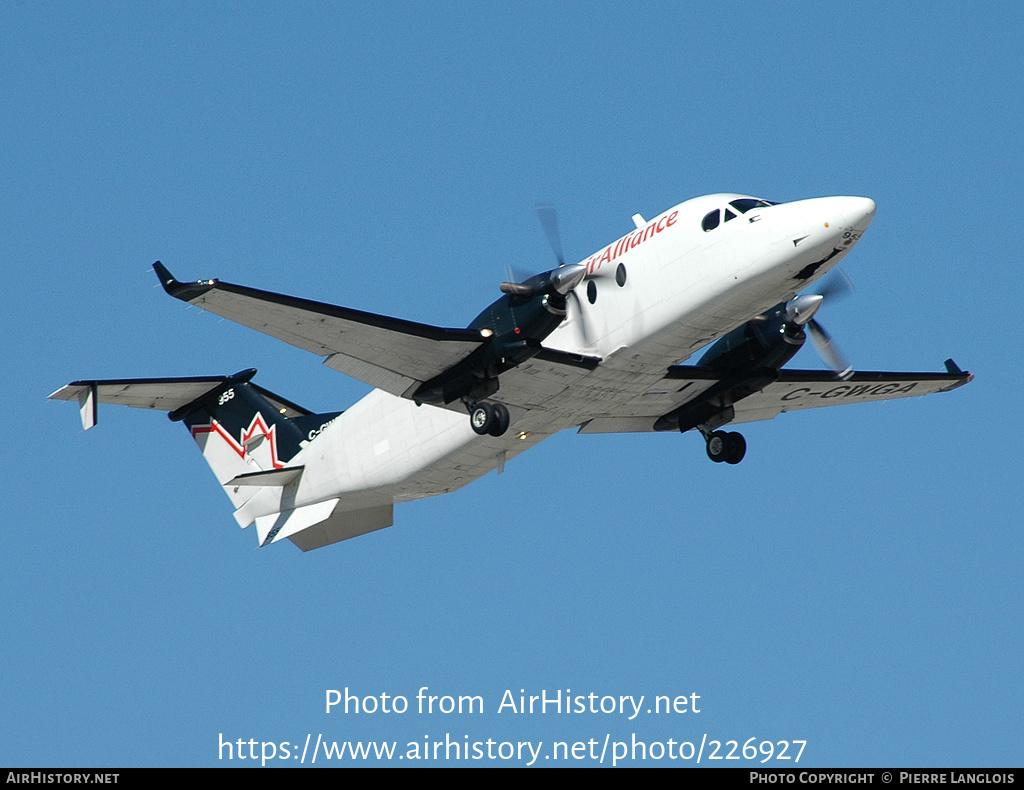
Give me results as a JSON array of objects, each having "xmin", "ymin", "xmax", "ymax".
[{"xmin": 169, "ymin": 370, "xmax": 339, "ymax": 509}]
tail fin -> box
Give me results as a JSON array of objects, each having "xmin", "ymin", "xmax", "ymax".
[{"xmin": 170, "ymin": 370, "xmax": 340, "ymax": 509}]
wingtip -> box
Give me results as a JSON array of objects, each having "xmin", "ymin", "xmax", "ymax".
[
  {"xmin": 153, "ymin": 261, "xmax": 177, "ymax": 292},
  {"xmin": 152, "ymin": 261, "xmax": 217, "ymax": 301},
  {"xmin": 941, "ymin": 358, "xmax": 973, "ymax": 391}
]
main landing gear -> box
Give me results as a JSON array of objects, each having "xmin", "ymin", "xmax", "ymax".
[
  {"xmin": 703, "ymin": 429, "xmax": 746, "ymax": 464},
  {"xmin": 468, "ymin": 401, "xmax": 510, "ymax": 437}
]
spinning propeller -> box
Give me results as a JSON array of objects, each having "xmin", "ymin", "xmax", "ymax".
[
  {"xmin": 500, "ymin": 204, "xmax": 586, "ymax": 297},
  {"xmin": 785, "ymin": 270, "xmax": 855, "ymax": 380},
  {"xmin": 498, "ymin": 204, "xmax": 612, "ymax": 344}
]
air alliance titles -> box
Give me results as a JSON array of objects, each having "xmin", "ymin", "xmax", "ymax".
[{"xmin": 584, "ymin": 210, "xmax": 679, "ymax": 275}]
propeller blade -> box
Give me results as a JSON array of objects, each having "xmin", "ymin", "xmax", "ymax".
[
  {"xmin": 807, "ymin": 318, "xmax": 853, "ymax": 380},
  {"xmin": 500, "ymin": 205, "xmax": 589, "ymax": 299},
  {"xmin": 506, "ymin": 264, "xmax": 533, "ymax": 284},
  {"xmin": 535, "ymin": 203, "xmax": 566, "ymax": 268},
  {"xmin": 816, "ymin": 268, "xmax": 855, "ymax": 302}
]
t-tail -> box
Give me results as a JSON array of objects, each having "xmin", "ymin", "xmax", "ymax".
[
  {"xmin": 47, "ymin": 369, "xmax": 359, "ymax": 549},
  {"xmin": 169, "ymin": 369, "xmax": 328, "ymax": 506}
]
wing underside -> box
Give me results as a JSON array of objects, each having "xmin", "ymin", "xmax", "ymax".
[
  {"xmin": 153, "ymin": 262, "xmax": 489, "ymax": 398},
  {"xmin": 578, "ymin": 367, "xmax": 971, "ymax": 434}
]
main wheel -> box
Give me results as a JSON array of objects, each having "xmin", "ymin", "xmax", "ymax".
[
  {"xmin": 470, "ymin": 403, "xmax": 495, "ymax": 435},
  {"xmin": 488, "ymin": 403, "xmax": 510, "ymax": 436},
  {"xmin": 706, "ymin": 431, "xmax": 730, "ymax": 462},
  {"xmin": 724, "ymin": 432, "xmax": 746, "ymax": 464}
]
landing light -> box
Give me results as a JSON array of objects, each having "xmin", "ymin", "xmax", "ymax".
[
  {"xmin": 480, "ymin": 328, "xmax": 494, "ymax": 338},
  {"xmin": 518, "ymin": 432, "xmax": 528, "ymax": 441}
]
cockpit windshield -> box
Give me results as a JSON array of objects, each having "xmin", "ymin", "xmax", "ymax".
[
  {"xmin": 729, "ymin": 198, "xmax": 777, "ymax": 214},
  {"xmin": 701, "ymin": 198, "xmax": 780, "ymax": 232}
]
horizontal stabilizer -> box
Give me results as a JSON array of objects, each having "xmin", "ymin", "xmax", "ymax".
[
  {"xmin": 227, "ymin": 466, "xmax": 304, "ymax": 487},
  {"xmin": 49, "ymin": 371, "xmax": 313, "ymax": 429}
]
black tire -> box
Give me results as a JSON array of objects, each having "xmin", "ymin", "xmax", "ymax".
[
  {"xmin": 470, "ymin": 403, "xmax": 495, "ymax": 435},
  {"xmin": 488, "ymin": 403, "xmax": 510, "ymax": 437},
  {"xmin": 706, "ymin": 431, "xmax": 730, "ymax": 462},
  {"xmin": 724, "ymin": 432, "xmax": 746, "ymax": 464}
]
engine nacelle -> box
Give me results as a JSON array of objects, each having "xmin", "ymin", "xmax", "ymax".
[{"xmin": 697, "ymin": 300, "xmax": 806, "ymax": 375}]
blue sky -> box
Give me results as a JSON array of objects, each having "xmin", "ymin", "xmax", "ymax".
[{"xmin": 3, "ymin": 2, "xmax": 1020, "ymax": 767}]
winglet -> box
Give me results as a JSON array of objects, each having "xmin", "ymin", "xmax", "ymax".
[
  {"xmin": 152, "ymin": 261, "xmax": 218, "ymax": 301},
  {"xmin": 941, "ymin": 358, "xmax": 973, "ymax": 390}
]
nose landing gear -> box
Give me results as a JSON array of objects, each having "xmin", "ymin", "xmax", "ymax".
[
  {"xmin": 468, "ymin": 401, "xmax": 511, "ymax": 437},
  {"xmin": 704, "ymin": 429, "xmax": 746, "ymax": 464}
]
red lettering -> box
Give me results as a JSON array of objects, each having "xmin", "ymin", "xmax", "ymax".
[{"xmin": 583, "ymin": 206, "xmax": 680, "ymax": 266}]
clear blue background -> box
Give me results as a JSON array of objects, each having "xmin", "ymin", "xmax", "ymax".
[{"xmin": 3, "ymin": 1, "xmax": 1020, "ymax": 767}]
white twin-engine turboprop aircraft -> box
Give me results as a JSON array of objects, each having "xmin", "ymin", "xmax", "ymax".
[{"xmin": 51, "ymin": 193, "xmax": 971, "ymax": 551}]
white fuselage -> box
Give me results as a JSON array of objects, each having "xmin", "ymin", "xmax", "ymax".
[{"xmin": 234, "ymin": 194, "xmax": 876, "ymax": 525}]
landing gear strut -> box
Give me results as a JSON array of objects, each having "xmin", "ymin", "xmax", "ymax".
[
  {"xmin": 468, "ymin": 401, "xmax": 510, "ymax": 437},
  {"xmin": 704, "ymin": 430, "xmax": 746, "ymax": 464}
]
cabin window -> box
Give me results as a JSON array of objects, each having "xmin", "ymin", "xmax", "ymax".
[
  {"xmin": 587, "ymin": 280, "xmax": 597, "ymax": 304},
  {"xmin": 615, "ymin": 263, "xmax": 627, "ymax": 287},
  {"xmin": 701, "ymin": 210, "xmax": 720, "ymax": 232}
]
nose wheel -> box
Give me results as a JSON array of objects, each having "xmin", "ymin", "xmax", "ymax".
[
  {"xmin": 705, "ymin": 430, "xmax": 746, "ymax": 464},
  {"xmin": 469, "ymin": 402, "xmax": 511, "ymax": 437}
]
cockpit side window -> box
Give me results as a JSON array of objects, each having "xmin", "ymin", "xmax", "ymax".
[
  {"xmin": 724, "ymin": 208, "xmax": 737, "ymax": 222},
  {"xmin": 701, "ymin": 209, "xmax": 720, "ymax": 232}
]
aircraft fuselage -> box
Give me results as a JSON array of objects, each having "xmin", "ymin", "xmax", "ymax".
[{"xmin": 232, "ymin": 194, "xmax": 876, "ymax": 527}]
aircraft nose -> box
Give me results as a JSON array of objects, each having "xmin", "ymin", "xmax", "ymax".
[{"xmin": 840, "ymin": 196, "xmax": 876, "ymax": 231}]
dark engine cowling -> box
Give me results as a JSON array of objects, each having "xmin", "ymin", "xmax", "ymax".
[
  {"xmin": 696, "ymin": 298, "xmax": 809, "ymax": 374},
  {"xmin": 656, "ymin": 296, "xmax": 822, "ymax": 433}
]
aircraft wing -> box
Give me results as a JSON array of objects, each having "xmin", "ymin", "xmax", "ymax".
[
  {"xmin": 153, "ymin": 262, "xmax": 489, "ymax": 398},
  {"xmin": 578, "ymin": 365, "xmax": 971, "ymax": 434},
  {"xmin": 727, "ymin": 367, "xmax": 972, "ymax": 424}
]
